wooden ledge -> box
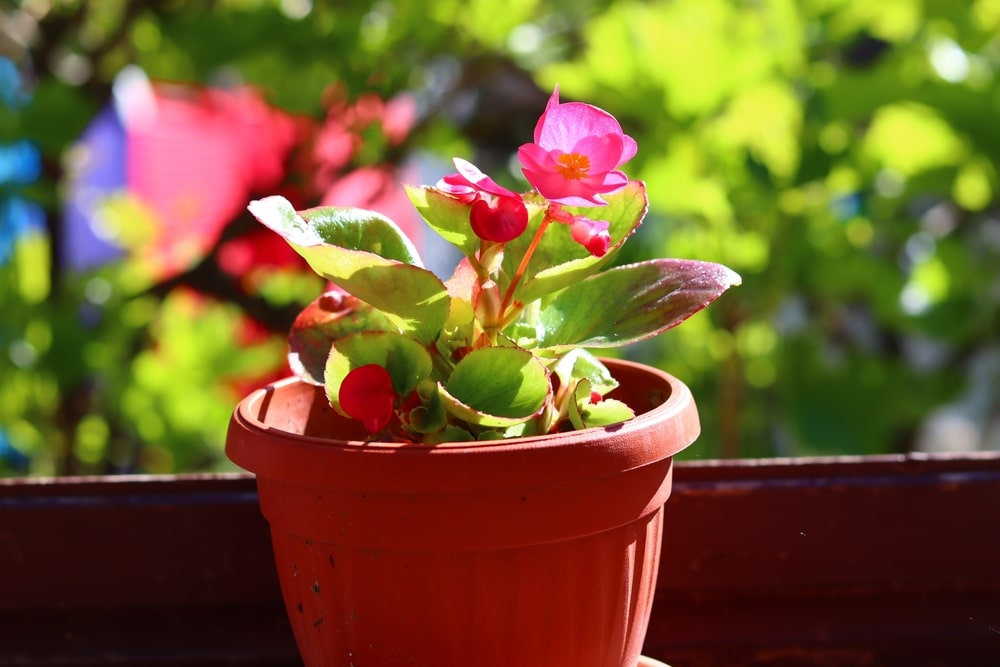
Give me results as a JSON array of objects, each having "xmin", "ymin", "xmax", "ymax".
[{"xmin": 1, "ymin": 453, "xmax": 998, "ymax": 666}]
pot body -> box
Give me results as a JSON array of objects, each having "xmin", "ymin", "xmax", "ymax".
[{"xmin": 226, "ymin": 359, "xmax": 700, "ymax": 667}]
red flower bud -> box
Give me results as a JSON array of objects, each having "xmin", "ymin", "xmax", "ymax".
[
  {"xmin": 339, "ymin": 364, "xmax": 397, "ymax": 433},
  {"xmin": 469, "ymin": 194, "xmax": 529, "ymax": 243}
]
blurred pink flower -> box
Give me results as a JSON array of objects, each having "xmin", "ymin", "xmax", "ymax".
[{"xmin": 124, "ymin": 81, "xmax": 302, "ymax": 278}]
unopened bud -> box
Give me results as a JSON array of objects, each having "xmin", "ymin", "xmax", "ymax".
[{"xmin": 473, "ymin": 279, "xmax": 504, "ymax": 331}]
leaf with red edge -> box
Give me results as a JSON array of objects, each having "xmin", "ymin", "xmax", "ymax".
[
  {"xmin": 287, "ymin": 290, "xmax": 395, "ymax": 385},
  {"xmin": 248, "ymin": 195, "xmax": 449, "ymax": 345},
  {"xmin": 536, "ymin": 259, "xmax": 742, "ymax": 350},
  {"xmin": 325, "ymin": 331, "xmax": 433, "ymax": 417}
]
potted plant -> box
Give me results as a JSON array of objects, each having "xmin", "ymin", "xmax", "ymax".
[{"xmin": 226, "ymin": 86, "xmax": 740, "ymax": 667}]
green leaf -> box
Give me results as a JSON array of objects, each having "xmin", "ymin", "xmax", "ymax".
[
  {"xmin": 504, "ymin": 181, "xmax": 648, "ymax": 304},
  {"xmin": 537, "ymin": 259, "xmax": 742, "ymax": 349},
  {"xmin": 423, "ymin": 424, "xmax": 476, "ymax": 444},
  {"xmin": 247, "ymin": 197, "xmax": 423, "ymax": 265},
  {"xmin": 405, "ymin": 379, "xmax": 447, "ymax": 434},
  {"xmin": 299, "ymin": 206, "xmax": 424, "ymax": 265},
  {"xmin": 407, "ymin": 404, "xmax": 446, "ymax": 434},
  {"xmin": 404, "ymin": 185, "xmax": 480, "ymax": 258},
  {"xmin": 287, "ymin": 291, "xmax": 396, "ymax": 385},
  {"xmin": 569, "ymin": 379, "xmax": 635, "ymax": 430},
  {"xmin": 551, "ymin": 349, "xmax": 619, "ymax": 396},
  {"xmin": 248, "ymin": 196, "xmax": 450, "ymax": 344},
  {"xmin": 438, "ymin": 347, "xmax": 550, "ymax": 428},
  {"xmin": 325, "ymin": 331, "xmax": 433, "ymax": 412}
]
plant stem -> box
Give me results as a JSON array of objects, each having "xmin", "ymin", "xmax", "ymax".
[{"xmin": 500, "ymin": 214, "xmax": 551, "ymax": 315}]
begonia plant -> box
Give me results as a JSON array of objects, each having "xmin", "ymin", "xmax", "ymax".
[{"xmin": 248, "ymin": 86, "xmax": 741, "ymax": 443}]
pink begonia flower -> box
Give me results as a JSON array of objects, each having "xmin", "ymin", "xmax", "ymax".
[
  {"xmin": 339, "ymin": 364, "xmax": 397, "ymax": 433},
  {"xmin": 518, "ymin": 86, "xmax": 637, "ymax": 207},
  {"xmin": 568, "ymin": 216, "xmax": 611, "ymax": 257},
  {"xmin": 436, "ymin": 175, "xmax": 478, "ymax": 202},
  {"xmin": 438, "ymin": 158, "xmax": 528, "ymax": 242},
  {"xmin": 438, "ymin": 157, "xmax": 519, "ymax": 200},
  {"xmin": 547, "ymin": 204, "xmax": 612, "ymax": 258}
]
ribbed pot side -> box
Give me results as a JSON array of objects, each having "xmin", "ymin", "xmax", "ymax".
[{"xmin": 226, "ymin": 358, "xmax": 701, "ymax": 667}]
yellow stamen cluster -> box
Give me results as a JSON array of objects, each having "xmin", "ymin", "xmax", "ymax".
[{"xmin": 556, "ymin": 153, "xmax": 590, "ymax": 180}]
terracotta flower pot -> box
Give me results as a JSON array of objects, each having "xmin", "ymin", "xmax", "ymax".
[{"xmin": 226, "ymin": 358, "xmax": 700, "ymax": 667}]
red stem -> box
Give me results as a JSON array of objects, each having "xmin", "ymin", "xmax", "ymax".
[{"xmin": 500, "ymin": 214, "xmax": 551, "ymax": 315}]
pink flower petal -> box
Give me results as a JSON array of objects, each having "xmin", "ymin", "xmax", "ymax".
[
  {"xmin": 437, "ymin": 174, "xmax": 478, "ymax": 201},
  {"xmin": 452, "ymin": 157, "xmax": 517, "ymax": 198},
  {"xmin": 572, "ymin": 134, "xmax": 626, "ymax": 172},
  {"xmin": 537, "ymin": 102, "xmax": 628, "ymax": 153},
  {"xmin": 569, "ymin": 217, "xmax": 612, "ymax": 257},
  {"xmin": 519, "ymin": 86, "xmax": 636, "ymax": 206}
]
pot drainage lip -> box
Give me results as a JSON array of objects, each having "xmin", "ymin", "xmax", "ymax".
[{"xmin": 637, "ymin": 657, "xmax": 672, "ymax": 667}]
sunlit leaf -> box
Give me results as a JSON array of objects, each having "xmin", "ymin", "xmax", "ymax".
[
  {"xmin": 507, "ymin": 181, "xmax": 648, "ymax": 304},
  {"xmin": 863, "ymin": 103, "xmax": 966, "ymax": 176},
  {"xmin": 404, "ymin": 185, "xmax": 480, "ymax": 258},
  {"xmin": 325, "ymin": 331, "xmax": 433, "ymax": 413},
  {"xmin": 248, "ymin": 196, "xmax": 450, "ymax": 343},
  {"xmin": 537, "ymin": 259, "xmax": 742, "ymax": 349},
  {"xmin": 287, "ymin": 291, "xmax": 396, "ymax": 385},
  {"xmin": 438, "ymin": 347, "xmax": 549, "ymax": 427},
  {"xmin": 568, "ymin": 379, "xmax": 634, "ymax": 430}
]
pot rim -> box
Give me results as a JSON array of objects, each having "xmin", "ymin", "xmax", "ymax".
[
  {"xmin": 233, "ymin": 357, "xmax": 697, "ymax": 454},
  {"xmin": 226, "ymin": 358, "xmax": 701, "ymax": 490},
  {"xmin": 227, "ymin": 357, "xmax": 702, "ymax": 534}
]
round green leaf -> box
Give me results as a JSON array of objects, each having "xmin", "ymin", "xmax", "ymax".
[
  {"xmin": 300, "ymin": 206, "xmax": 424, "ymax": 266},
  {"xmin": 438, "ymin": 347, "xmax": 550, "ymax": 427},
  {"xmin": 248, "ymin": 196, "xmax": 449, "ymax": 344},
  {"xmin": 325, "ymin": 331, "xmax": 433, "ymax": 412},
  {"xmin": 405, "ymin": 185, "xmax": 480, "ymax": 258},
  {"xmin": 248, "ymin": 196, "xmax": 423, "ymax": 266}
]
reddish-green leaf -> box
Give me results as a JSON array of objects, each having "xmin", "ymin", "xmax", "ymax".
[
  {"xmin": 248, "ymin": 195, "xmax": 449, "ymax": 344},
  {"xmin": 537, "ymin": 259, "xmax": 742, "ymax": 349},
  {"xmin": 287, "ymin": 291, "xmax": 395, "ymax": 385}
]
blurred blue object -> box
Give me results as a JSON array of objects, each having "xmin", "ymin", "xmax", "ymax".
[
  {"xmin": 0, "ymin": 141, "xmax": 42, "ymax": 185},
  {"xmin": 0, "ymin": 428, "xmax": 30, "ymax": 475},
  {"xmin": 0, "ymin": 195, "xmax": 44, "ymax": 265},
  {"xmin": 60, "ymin": 104, "xmax": 127, "ymax": 270},
  {"xmin": 0, "ymin": 57, "xmax": 30, "ymax": 109},
  {"xmin": 0, "ymin": 56, "xmax": 44, "ymax": 267}
]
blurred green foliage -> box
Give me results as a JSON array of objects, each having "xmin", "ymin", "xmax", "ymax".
[{"xmin": 2, "ymin": 0, "xmax": 998, "ymax": 475}]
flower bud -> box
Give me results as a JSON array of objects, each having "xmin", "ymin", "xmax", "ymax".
[
  {"xmin": 473, "ymin": 279, "xmax": 504, "ymax": 331},
  {"xmin": 469, "ymin": 194, "xmax": 529, "ymax": 243},
  {"xmin": 339, "ymin": 364, "xmax": 397, "ymax": 433}
]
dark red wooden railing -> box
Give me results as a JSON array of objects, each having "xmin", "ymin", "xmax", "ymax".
[{"xmin": 1, "ymin": 452, "xmax": 998, "ymax": 666}]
